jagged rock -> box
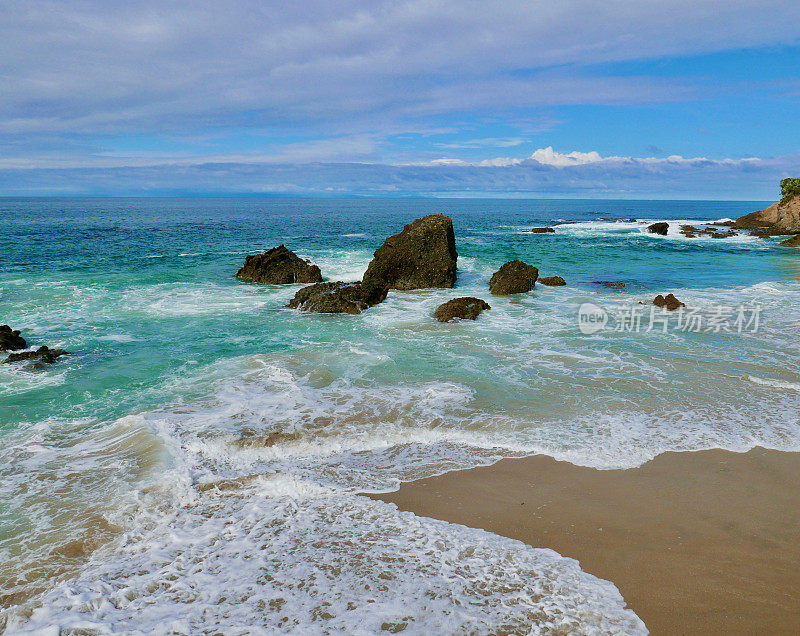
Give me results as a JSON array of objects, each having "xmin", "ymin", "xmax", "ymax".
[
  {"xmin": 593, "ymin": 281, "xmax": 625, "ymax": 289},
  {"xmin": 647, "ymin": 222, "xmax": 669, "ymax": 235},
  {"xmin": 0, "ymin": 325, "xmax": 26, "ymax": 351},
  {"xmin": 4, "ymin": 346, "xmax": 68, "ymax": 365},
  {"xmin": 287, "ymin": 281, "xmax": 388, "ymax": 315},
  {"xmin": 434, "ymin": 297, "xmax": 491, "ymax": 322},
  {"xmin": 733, "ymin": 193, "xmax": 800, "ymax": 233},
  {"xmin": 653, "ymin": 294, "xmax": 685, "ymax": 311},
  {"xmin": 716, "ymin": 220, "xmax": 737, "ymax": 227},
  {"xmin": 362, "ymin": 215, "xmax": 457, "ymax": 290},
  {"xmin": 680, "ymin": 225, "xmax": 738, "ymax": 239},
  {"xmin": 235, "ymin": 245, "xmax": 322, "ymax": 284},
  {"xmin": 780, "ymin": 234, "xmax": 800, "ymax": 246},
  {"xmin": 539, "ymin": 276, "xmax": 566, "ymax": 286},
  {"xmin": 489, "ymin": 260, "xmax": 538, "ymax": 295},
  {"xmin": 525, "ymin": 227, "xmax": 555, "ymax": 234}
]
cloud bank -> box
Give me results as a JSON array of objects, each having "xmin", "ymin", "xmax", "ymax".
[{"xmin": 1, "ymin": 149, "xmax": 796, "ymax": 199}]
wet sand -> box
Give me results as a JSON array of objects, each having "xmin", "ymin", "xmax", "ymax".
[{"xmin": 373, "ymin": 447, "xmax": 800, "ymax": 634}]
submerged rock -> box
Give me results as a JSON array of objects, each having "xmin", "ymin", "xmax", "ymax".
[
  {"xmin": 434, "ymin": 297, "xmax": 491, "ymax": 322},
  {"xmin": 653, "ymin": 294, "xmax": 685, "ymax": 311},
  {"xmin": 539, "ymin": 276, "xmax": 566, "ymax": 286},
  {"xmin": 780, "ymin": 234, "xmax": 800, "ymax": 246},
  {"xmin": 525, "ymin": 227, "xmax": 555, "ymax": 234},
  {"xmin": 647, "ymin": 222, "xmax": 669, "ymax": 235},
  {"xmin": 362, "ymin": 214, "xmax": 457, "ymax": 290},
  {"xmin": 4, "ymin": 345, "xmax": 69, "ymax": 365},
  {"xmin": 489, "ymin": 260, "xmax": 538, "ymax": 295},
  {"xmin": 0, "ymin": 325, "xmax": 26, "ymax": 351},
  {"xmin": 236, "ymin": 245, "xmax": 322, "ymax": 284},
  {"xmin": 593, "ymin": 281, "xmax": 625, "ymax": 289},
  {"xmin": 287, "ymin": 281, "xmax": 388, "ymax": 315}
]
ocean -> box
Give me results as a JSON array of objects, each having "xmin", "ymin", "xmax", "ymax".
[{"xmin": 2, "ymin": 197, "xmax": 799, "ymax": 634}]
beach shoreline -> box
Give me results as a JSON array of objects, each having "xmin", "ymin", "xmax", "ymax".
[{"xmin": 373, "ymin": 447, "xmax": 800, "ymax": 634}]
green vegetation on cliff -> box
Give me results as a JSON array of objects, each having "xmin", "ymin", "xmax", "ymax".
[{"xmin": 780, "ymin": 178, "xmax": 800, "ymax": 203}]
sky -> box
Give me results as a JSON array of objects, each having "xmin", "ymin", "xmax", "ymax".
[{"xmin": 1, "ymin": 0, "xmax": 799, "ymax": 198}]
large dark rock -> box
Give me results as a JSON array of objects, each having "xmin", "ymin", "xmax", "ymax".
[
  {"xmin": 287, "ymin": 281, "xmax": 388, "ymax": 315},
  {"xmin": 524, "ymin": 227, "xmax": 555, "ymax": 234},
  {"xmin": 236, "ymin": 245, "xmax": 322, "ymax": 284},
  {"xmin": 434, "ymin": 297, "xmax": 490, "ymax": 322},
  {"xmin": 647, "ymin": 222, "xmax": 669, "ymax": 235},
  {"xmin": 653, "ymin": 294, "xmax": 685, "ymax": 311},
  {"xmin": 489, "ymin": 260, "xmax": 538, "ymax": 295},
  {"xmin": 362, "ymin": 215, "xmax": 457, "ymax": 290},
  {"xmin": 0, "ymin": 325, "xmax": 26, "ymax": 351},
  {"xmin": 539, "ymin": 276, "xmax": 566, "ymax": 286},
  {"xmin": 4, "ymin": 346, "xmax": 68, "ymax": 365}
]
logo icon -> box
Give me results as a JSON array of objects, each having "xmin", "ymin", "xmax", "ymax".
[{"xmin": 578, "ymin": 303, "xmax": 608, "ymax": 334}]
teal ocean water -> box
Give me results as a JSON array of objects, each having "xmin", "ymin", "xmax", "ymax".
[{"xmin": 2, "ymin": 197, "xmax": 800, "ymax": 633}]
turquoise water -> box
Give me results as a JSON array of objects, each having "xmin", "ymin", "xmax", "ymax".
[{"xmin": 2, "ymin": 197, "xmax": 799, "ymax": 633}]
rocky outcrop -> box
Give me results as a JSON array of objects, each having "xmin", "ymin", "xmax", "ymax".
[
  {"xmin": 489, "ymin": 260, "xmax": 538, "ymax": 295},
  {"xmin": 525, "ymin": 227, "xmax": 555, "ymax": 234},
  {"xmin": 4, "ymin": 346, "xmax": 68, "ymax": 365},
  {"xmin": 647, "ymin": 222, "xmax": 669, "ymax": 235},
  {"xmin": 362, "ymin": 215, "xmax": 457, "ymax": 290},
  {"xmin": 680, "ymin": 225, "xmax": 737, "ymax": 239},
  {"xmin": 287, "ymin": 281, "xmax": 388, "ymax": 315},
  {"xmin": 236, "ymin": 245, "xmax": 322, "ymax": 284},
  {"xmin": 653, "ymin": 294, "xmax": 685, "ymax": 311},
  {"xmin": 434, "ymin": 297, "xmax": 491, "ymax": 322},
  {"xmin": 0, "ymin": 325, "xmax": 26, "ymax": 351},
  {"xmin": 539, "ymin": 276, "xmax": 566, "ymax": 286},
  {"xmin": 780, "ymin": 234, "xmax": 800, "ymax": 246},
  {"xmin": 733, "ymin": 194, "xmax": 800, "ymax": 233}
]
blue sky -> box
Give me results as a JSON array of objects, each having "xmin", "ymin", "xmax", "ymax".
[{"xmin": 1, "ymin": 0, "xmax": 799, "ymax": 198}]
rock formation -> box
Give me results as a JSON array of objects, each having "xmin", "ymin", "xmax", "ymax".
[
  {"xmin": 0, "ymin": 325, "xmax": 26, "ymax": 351},
  {"xmin": 434, "ymin": 297, "xmax": 491, "ymax": 322},
  {"xmin": 489, "ymin": 260, "xmax": 538, "ymax": 295},
  {"xmin": 287, "ymin": 281, "xmax": 388, "ymax": 315},
  {"xmin": 362, "ymin": 215, "xmax": 457, "ymax": 290},
  {"xmin": 780, "ymin": 234, "xmax": 800, "ymax": 247},
  {"xmin": 647, "ymin": 222, "xmax": 669, "ymax": 235},
  {"xmin": 4, "ymin": 346, "xmax": 68, "ymax": 365},
  {"xmin": 236, "ymin": 245, "xmax": 322, "ymax": 284},
  {"xmin": 539, "ymin": 276, "xmax": 566, "ymax": 286},
  {"xmin": 525, "ymin": 227, "xmax": 555, "ymax": 234},
  {"xmin": 653, "ymin": 294, "xmax": 685, "ymax": 311},
  {"xmin": 734, "ymin": 179, "xmax": 800, "ymax": 233}
]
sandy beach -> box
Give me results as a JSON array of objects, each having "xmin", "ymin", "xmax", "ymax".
[{"xmin": 374, "ymin": 447, "xmax": 800, "ymax": 634}]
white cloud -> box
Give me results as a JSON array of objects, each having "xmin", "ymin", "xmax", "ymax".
[{"xmin": 422, "ymin": 147, "xmax": 764, "ymax": 169}]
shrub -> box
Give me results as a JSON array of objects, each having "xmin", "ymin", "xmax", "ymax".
[{"xmin": 780, "ymin": 178, "xmax": 800, "ymax": 202}]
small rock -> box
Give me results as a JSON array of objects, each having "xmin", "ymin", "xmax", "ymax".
[
  {"xmin": 489, "ymin": 260, "xmax": 538, "ymax": 295},
  {"xmin": 236, "ymin": 245, "xmax": 322, "ymax": 284},
  {"xmin": 653, "ymin": 294, "xmax": 685, "ymax": 311},
  {"xmin": 525, "ymin": 227, "xmax": 555, "ymax": 234},
  {"xmin": 0, "ymin": 325, "xmax": 27, "ymax": 351},
  {"xmin": 647, "ymin": 222, "xmax": 669, "ymax": 235},
  {"xmin": 287, "ymin": 281, "xmax": 388, "ymax": 315},
  {"xmin": 539, "ymin": 276, "xmax": 566, "ymax": 286},
  {"xmin": 434, "ymin": 297, "xmax": 491, "ymax": 322},
  {"xmin": 4, "ymin": 346, "xmax": 69, "ymax": 365}
]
